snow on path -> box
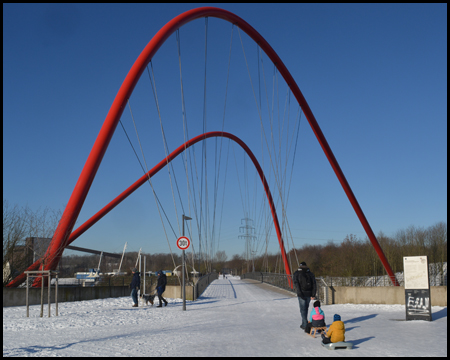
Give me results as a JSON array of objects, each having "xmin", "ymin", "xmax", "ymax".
[{"xmin": 3, "ymin": 276, "xmax": 447, "ymax": 357}]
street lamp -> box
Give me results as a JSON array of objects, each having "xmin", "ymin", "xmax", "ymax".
[{"xmin": 182, "ymin": 214, "xmax": 192, "ymax": 311}]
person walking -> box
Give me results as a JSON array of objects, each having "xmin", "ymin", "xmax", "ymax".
[
  {"xmin": 293, "ymin": 261, "xmax": 317, "ymax": 329},
  {"xmin": 156, "ymin": 270, "xmax": 168, "ymax": 307},
  {"xmin": 130, "ymin": 268, "xmax": 140, "ymax": 307}
]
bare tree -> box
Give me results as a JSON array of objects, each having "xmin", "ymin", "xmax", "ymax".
[
  {"xmin": 3, "ymin": 201, "xmax": 28, "ymax": 285},
  {"xmin": 212, "ymin": 250, "xmax": 228, "ymax": 273},
  {"xmin": 3, "ymin": 200, "xmax": 61, "ymax": 286}
]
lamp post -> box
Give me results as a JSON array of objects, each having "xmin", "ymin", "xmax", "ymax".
[{"xmin": 182, "ymin": 215, "xmax": 192, "ymax": 311}]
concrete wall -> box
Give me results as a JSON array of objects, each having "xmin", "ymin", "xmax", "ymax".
[
  {"xmin": 331, "ymin": 286, "xmax": 447, "ymax": 306},
  {"xmin": 4, "ymin": 284, "xmax": 447, "ymax": 307},
  {"xmin": 141, "ymin": 284, "xmax": 194, "ymax": 300},
  {"xmin": 3, "ymin": 285, "xmax": 196, "ymax": 307},
  {"xmin": 163, "ymin": 285, "xmax": 194, "ymax": 301},
  {"xmin": 3, "ymin": 286, "xmax": 129, "ymax": 307}
]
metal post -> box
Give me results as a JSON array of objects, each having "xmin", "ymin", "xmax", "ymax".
[
  {"xmin": 143, "ymin": 256, "xmax": 146, "ymax": 295},
  {"xmin": 55, "ymin": 272, "xmax": 58, "ymax": 316},
  {"xmin": 48, "ymin": 272, "xmax": 51, "ymax": 317},
  {"xmin": 139, "ymin": 254, "xmax": 142, "ymax": 302},
  {"xmin": 40, "ymin": 266, "xmax": 44, "ymax": 318},
  {"xmin": 182, "ymin": 216, "xmax": 186, "ymax": 311},
  {"xmin": 182, "ymin": 215, "xmax": 192, "ymax": 311},
  {"xmin": 194, "ymin": 274, "xmax": 197, "ymax": 301},
  {"xmin": 26, "ymin": 272, "xmax": 29, "ymax": 318},
  {"xmin": 182, "ymin": 249, "xmax": 186, "ymax": 310}
]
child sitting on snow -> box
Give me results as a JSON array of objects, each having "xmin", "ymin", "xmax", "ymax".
[
  {"xmin": 321, "ymin": 314, "xmax": 345, "ymax": 344},
  {"xmin": 305, "ymin": 300, "xmax": 326, "ymax": 334}
]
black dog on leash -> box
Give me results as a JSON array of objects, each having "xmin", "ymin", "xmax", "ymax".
[{"xmin": 140, "ymin": 293, "xmax": 156, "ymax": 306}]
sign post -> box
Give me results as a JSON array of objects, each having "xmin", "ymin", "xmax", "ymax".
[
  {"xmin": 403, "ymin": 256, "xmax": 432, "ymax": 321},
  {"xmin": 179, "ymin": 214, "xmax": 192, "ymax": 311}
]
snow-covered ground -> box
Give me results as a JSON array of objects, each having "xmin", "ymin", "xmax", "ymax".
[{"xmin": 3, "ymin": 276, "xmax": 447, "ymax": 357}]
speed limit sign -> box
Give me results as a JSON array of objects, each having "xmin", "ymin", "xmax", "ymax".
[{"xmin": 176, "ymin": 236, "xmax": 190, "ymax": 250}]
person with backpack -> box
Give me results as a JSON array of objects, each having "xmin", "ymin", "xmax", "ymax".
[{"xmin": 293, "ymin": 261, "xmax": 317, "ymax": 330}]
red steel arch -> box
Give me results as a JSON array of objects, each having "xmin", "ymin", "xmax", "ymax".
[
  {"xmin": 8, "ymin": 7, "xmax": 399, "ymax": 287},
  {"xmin": 8, "ymin": 132, "xmax": 293, "ymax": 288}
]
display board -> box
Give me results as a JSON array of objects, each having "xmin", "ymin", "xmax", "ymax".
[
  {"xmin": 403, "ymin": 256, "xmax": 432, "ymax": 321},
  {"xmin": 403, "ymin": 256, "xmax": 429, "ymax": 289}
]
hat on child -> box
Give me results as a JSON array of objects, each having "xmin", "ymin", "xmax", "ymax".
[
  {"xmin": 313, "ymin": 300, "xmax": 320, "ymax": 308},
  {"xmin": 334, "ymin": 314, "xmax": 341, "ymax": 322},
  {"xmin": 132, "ymin": 268, "xmax": 138, "ymax": 273}
]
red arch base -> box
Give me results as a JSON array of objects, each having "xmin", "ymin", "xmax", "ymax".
[{"xmin": 7, "ymin": 7, "xmax": 399, "ymax": 288}]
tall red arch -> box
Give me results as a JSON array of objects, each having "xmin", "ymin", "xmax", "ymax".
[{"xmin": 8, "ymin": 7, "xmax": 399, "ymax": 287}]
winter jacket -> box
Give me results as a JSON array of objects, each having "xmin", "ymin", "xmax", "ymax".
[
  {"xmin": 293, "ymin": 266, "xmax": 316, "ymax": 299},
  {"xmin": 309, "ymin": 306, "xmax": 325, "ymax": 326},
  {"xmin": 130, "ymin": 272, "xmax": 140, "ymax": 290},
  {"xmin": 325, "ymin": 320, "xmax": 345, "ymax": 343},
  {"xmin": 157, "ymin": 273, "xmax": 167, "ymax": 292}
]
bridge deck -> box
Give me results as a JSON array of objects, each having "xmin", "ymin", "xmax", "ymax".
[
  {"xmin": 4, "ymin": 276, "xmax": 446, "ymax": 357},
  {"xmin": 238, "ymin": 278, "xmax": 297, "ymax": 298}
]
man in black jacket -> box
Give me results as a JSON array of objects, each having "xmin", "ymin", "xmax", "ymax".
[
  {"xmin": 130, "ymin": 268, "xmax": 140, "ymax": 307},
  {"xmin": 293, "ymin": 261, "xmax": 316, "ymax": 329},
  {"xmin": 156, "ymin": 270, "xmax": 168, "ymax": 307}
]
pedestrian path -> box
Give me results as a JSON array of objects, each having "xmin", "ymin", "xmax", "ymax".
[
  {"xmin": 3, "ymin": 276, "xmax": 447, "ymax": 357},
  {"xmin": 202, "ymin": 276, "xmax": 295, "ymax": 300}
]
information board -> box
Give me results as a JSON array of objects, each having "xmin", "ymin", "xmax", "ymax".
[
  {"xmin": 403, "ymin": 256, "xmax": 429, "ymax": 289},
  {"xmin": 405, "ymin": 289, "xmax": 432, "ymax": 321},
  {"xmin": 403, "ymin": 256, "xmax": 431, "ymax": 321}
]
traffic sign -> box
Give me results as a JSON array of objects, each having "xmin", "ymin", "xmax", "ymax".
[{"xmin": 176, "ymin": 236, "xmax": 190, "ymax": 250}]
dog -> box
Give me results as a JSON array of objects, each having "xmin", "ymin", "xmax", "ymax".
[{"xmin": 140, "ymin": 293, "xmax": 156, "ymax": 306}]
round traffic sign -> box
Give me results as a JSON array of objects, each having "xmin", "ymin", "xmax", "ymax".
[{"xmin": 176, "ymin": 236, "xmax": 190, "ymax": 250}]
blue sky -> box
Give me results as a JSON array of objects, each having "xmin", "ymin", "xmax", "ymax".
[{"xmin": 3, "ymin": 4, "xmax": 447, "ymax": 264}]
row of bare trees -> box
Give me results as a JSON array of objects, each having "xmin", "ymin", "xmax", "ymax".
[{"xmin": 246, "ymin": 222, "xmax": 447, "ymax": 278}]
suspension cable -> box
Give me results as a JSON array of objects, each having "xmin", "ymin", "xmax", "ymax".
[
  {"xmin": 147, "ymin": 64, "xmax": 183, "ymax": 234},
  {"xmin": 176, "ymin": 27, "xmax": 204, "ymax": 273},
  {"xmin": 176, "ymin": 28, "xmax": 197, "ymax": 274},
  {"xmin": 201, "ymin": 17, "xmax": 210, "ymax": 270},
  {"xmin": 144, "ymin": 63, "xmax": 181, "ymax": 270},
  {"xmin": 240, "ymin": 32, "xmax": 304, "ymax": 271},
  {"xmin": 239, "ymin": 28, "xmax": 284, "ymax": 205},
  {"xmin": 118, "ymin": 119, "xmax": 177, "ymax": 238},
  {"xmin": 239, "ymin": 29, "xmax": 283, "ymax": 263}
]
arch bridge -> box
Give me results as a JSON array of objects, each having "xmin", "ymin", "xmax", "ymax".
[{"xmin": 7, "ymin": 7, "xmax": 399, "ymax": 288}]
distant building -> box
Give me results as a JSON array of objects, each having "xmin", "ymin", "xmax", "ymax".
[
  {"xmin": 25, "ymin": 237, "xmax": 52, "ymax": 263},
  {"xmin": 5, "ymin": 243, "xmax": 33, "ymax": 279}
]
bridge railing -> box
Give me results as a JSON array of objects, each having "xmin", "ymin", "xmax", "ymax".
[
  {"xmin": 321, "ymin": 262, "xmax": 447, "ymax": 287},
  {"xmin": 241, "ymin": 272, "xmax": 294, "ymax": 293},
  {"xmin": 241, "ymin": 272, "xmax": 329, "ymax": 305},
  {"xmin": 195, "ymin": 272, "xmax": 219, "ymax": 300},
  {"xmin": 241, "ymin": 264, "xmax": 447, "ymax": 305}
]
